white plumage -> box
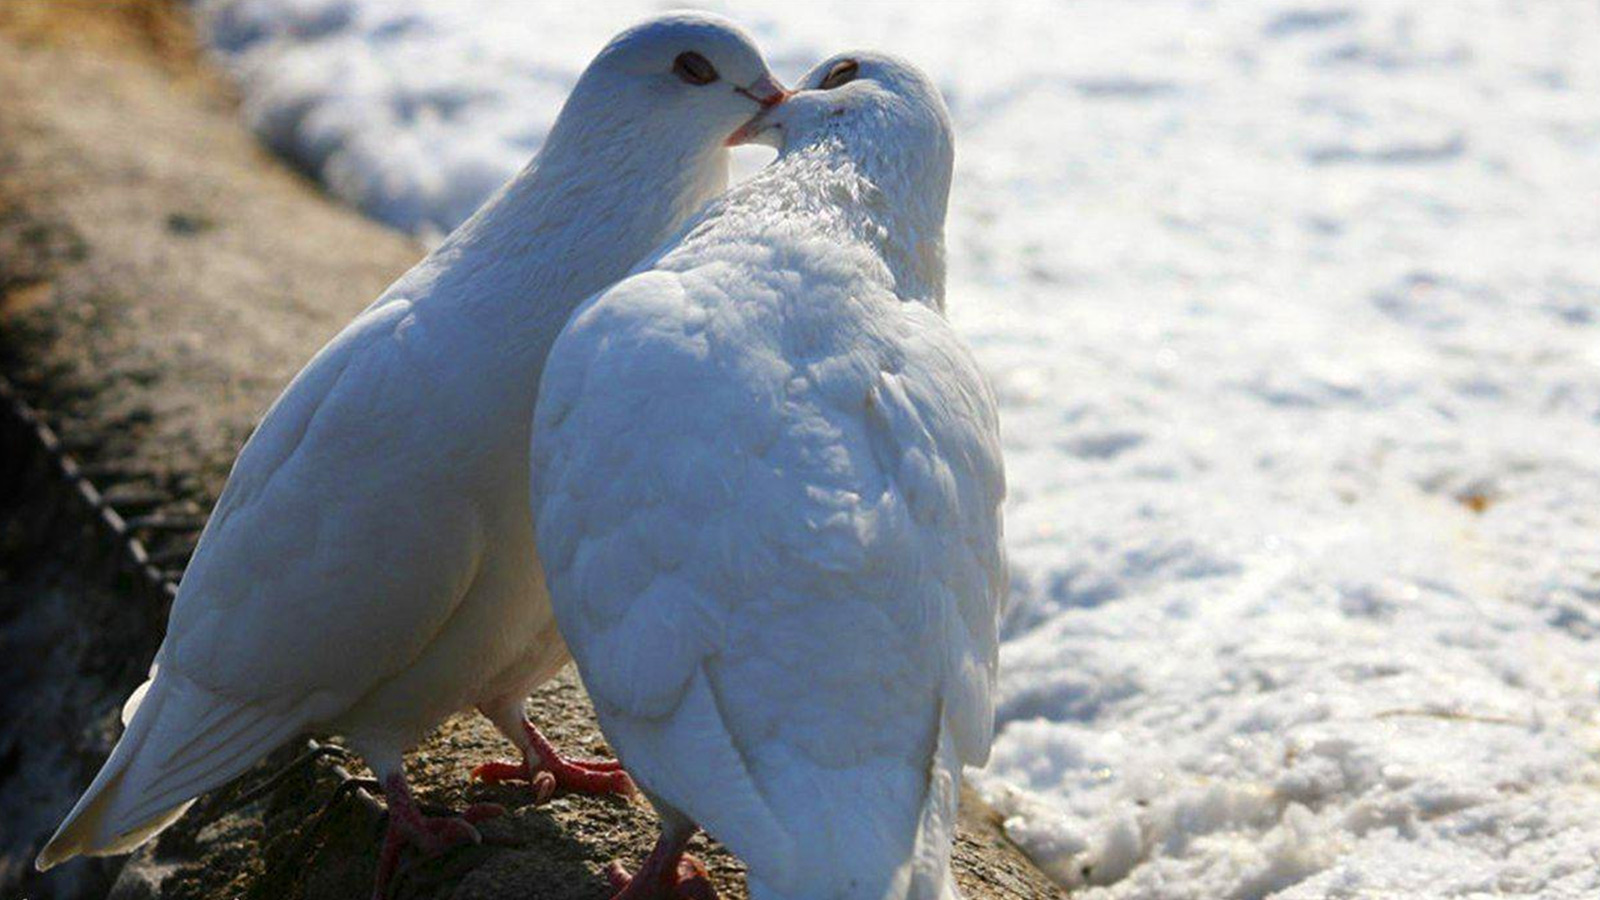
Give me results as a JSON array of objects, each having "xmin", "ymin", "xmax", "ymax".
[
  {"xmin": 533, "ymin": 53, "xmax": 1005, "ymax": 900},
  {"xmin": 38, "ymin": 13, "xmax": 785, "ymax": 882}
]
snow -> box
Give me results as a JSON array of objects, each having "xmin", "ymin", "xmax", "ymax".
[{"xmin": 192, "ymin": 0, "xmax": 1600, "ymax": 896}]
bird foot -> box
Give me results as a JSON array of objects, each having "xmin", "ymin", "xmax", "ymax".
[
  {"xmin": 470, "ymin": 752, "xmax": 632, "ymax": 799},
  {"xmin": 539, "ymin": 749, "xmax": 636, "ymax": 796},
  {"xmin": 607, "ymin": 854, "xmax": 718, "ymax": 900},
  {"xmin": 470, "ymin": 758, "xmax": 560, "ymax": 802},
  {"xmin": 371, "ymin": 775, "xmax": 502, "ymax": 900},
  {"xmin": 470, "ymin": 718, "xmax": 634, "ymax": 799}
]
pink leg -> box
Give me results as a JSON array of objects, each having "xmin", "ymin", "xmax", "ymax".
[
  {"xmin": 608, "ymin": 823, "xmax": 717, "ymax": 900},
  {"xmin": 371, "ymin": 773, "xmax": 502, "ymax": 900},
  {"xmin": 471, "ymin": 711, "xmax": 634, "ymax": 800}
]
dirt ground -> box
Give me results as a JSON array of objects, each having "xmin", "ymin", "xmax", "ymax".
[{"xmin": 0, "ymin": 2, "xmax": 1060, "ymax": 898}]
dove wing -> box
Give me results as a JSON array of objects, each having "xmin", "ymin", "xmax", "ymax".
[
  {"xmin": 532, "ymin": 269, "xmax": 798, "ymax": 877},
  {"xmin": 40, "ymin": 297, "xmax": 505, "ymax": 862},
  {"xmin": 161, "ymin": 297, "xmax": 492, "ymax": 715},
  {"xmin": 870, "ymin": 298, "xmax": 1008, "ymax": 769},
  {"xmin": 533, "ymin": 262, "xmax": 1006, "ymax": 887}
]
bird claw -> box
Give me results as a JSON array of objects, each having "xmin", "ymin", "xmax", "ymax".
[
  {"xmin": 417, "ymin": 815, "xmax": 483, "ymax": 851},
  {"xmin": 576, "ymin": 758, "xmax": 626, "ymax": 773},
  {"xmin": 470, "ymin": 753, "xmax": 633, "ymax": 800},
  {"xmin": 607, "ymin": 854, "xmax": 718, "ymax": 900},
  {"xmin": 461, "ymin": 802, "xmax": 506, "ymax": 825},
  {"xmin": 373, "ymin": 813, "xmax": 484, "ymax": 900},
  {"xmin": 372, "ymin": 775, "xmax": 502, "ymax": 900},
  {"xmin": 541, "ymin": 754, "xmax": 636, "ymax": 797},
  {"xmin": 469, "ymin": 759, "xmax": 526, "ymax": 783},
  {"xmin": 531, "ymin": 770, "xmax": 558, "ymax": 804}
]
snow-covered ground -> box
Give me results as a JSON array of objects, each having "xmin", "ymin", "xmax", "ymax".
[{"xmin": 193, "ymin": 0, "xmax": 1600, "ymax": 895}]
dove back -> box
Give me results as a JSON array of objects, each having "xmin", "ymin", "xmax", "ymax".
[{"xmin": 534, "ymin": 116, "xmax": 1003, "ymax": 900}]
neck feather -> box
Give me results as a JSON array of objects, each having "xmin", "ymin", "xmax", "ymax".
[
  {"xmin": 412, "ymin": 100, "xmax": 730, "ymax": 343},
  {"xmin": 726, "ymin": 137, "xmax": 948, "ymax": 310}
]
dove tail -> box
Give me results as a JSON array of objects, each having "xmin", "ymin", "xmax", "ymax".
[
  {"xmin": 746, "ymin": 712, "xmax": 965, "ymax": 900},
  {"xmin": 905, "ymin": 717, "xmax": 964, "ymax": 900},
  {"xmin": 35, "ymin": 667, "xmax": 304, "ymax": 870}
]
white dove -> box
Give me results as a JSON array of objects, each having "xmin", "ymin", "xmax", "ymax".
[
  {"xmin": 532, "ymin": 52, "xmax": 1005, "ymax": 900},
  {"xmin": 36, "ymin": 13, "xmax": 785, "ymax": 898}
]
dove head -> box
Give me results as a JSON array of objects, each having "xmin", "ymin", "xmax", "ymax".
[
  {"xmin": 732, "ymin": 52, "xmax": 952, "ymax": 307},
  {"xmin": 737, "ymin": 51, "xmax": 953, "ymax": 222},
  {"xmin": 555, "ymin": 13, "xmax": 787, "ymax": 165},
  {"xmin": 418, "ymin": 14, "xmax": 785, "ymax": 331}
]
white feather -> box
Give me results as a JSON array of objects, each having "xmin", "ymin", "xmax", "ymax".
[
  {"xmin": 39, "ymin": 12, "xmax": 782, "ymax": 870},
  {"xmin": 535, "ymin": 53, "xmax": 1003, "ymax": 900}
]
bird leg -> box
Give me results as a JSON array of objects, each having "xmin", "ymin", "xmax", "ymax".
[
  {"xmin": 471, "ymin": 703, "xmax": 634, "ymax": 800},
  {"xmin": 371, "ymin": 772, "xmax": 500, "ymax": 900},
  {"xmin": 607, "ymin": 821, "xmax": 717, "ymax": 900}
]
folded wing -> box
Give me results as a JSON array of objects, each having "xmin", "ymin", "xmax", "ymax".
[{"xmin": 533, "ymin": 264, "xmax": 1005, "ymax": 895}]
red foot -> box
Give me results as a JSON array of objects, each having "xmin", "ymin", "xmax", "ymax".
[
  {"xmin": 470, "ymin": 719, "xmax": 634, "ymax": 800},
  {"xmin": 471, "ymin": 758, "xmax": 560, "ymax": 802},
  {"xmin": 608, "ymin": 853, "xmax": 717, "ymax": 899},
  {"xmin": 372, "ymin": 775, "xmax": 502, "ymax": 900}
]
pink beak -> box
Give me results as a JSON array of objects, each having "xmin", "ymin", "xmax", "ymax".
[
  {"xmin": 726, "ymin": 74, "xmax": 791, "ymax": 147},
  {"xmin": 735, "ymin": 73, "xmax": 791, "ymax": 109}
]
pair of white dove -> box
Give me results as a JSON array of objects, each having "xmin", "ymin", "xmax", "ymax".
[{"xmin": 38, "ymin": 12, "xmax": 1005, "ymax": 900}]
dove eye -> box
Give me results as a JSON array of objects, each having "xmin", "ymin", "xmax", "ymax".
[
  {"xmin": 819, "ymin": 59, "xmax": 859, "ymax": 90},
  {"xmin": 673, "ymin": 52, "xmax": 719, "ymax": 86}
]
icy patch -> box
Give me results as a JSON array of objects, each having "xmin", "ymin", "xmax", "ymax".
[{"xmin": 195, "ymin": 0, "xmax": 1600, "ymax": 896}]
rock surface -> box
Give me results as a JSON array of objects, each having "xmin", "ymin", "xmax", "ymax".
[{"xmin": 0, "ymin": 3, "xmax": 1059, "ymax": 898}]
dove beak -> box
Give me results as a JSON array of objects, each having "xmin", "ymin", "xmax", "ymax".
[
  {"xmin": 727, "ymin": 74, "xmax": 791, "ymax": 147},
  {"xmin": 736, "ymin": 73, "xmax": 791, "ymax": 110}
]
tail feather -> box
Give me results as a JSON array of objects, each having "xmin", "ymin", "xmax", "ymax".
[
  {"xmin": 36, "ymin": 669, "xmax": 305, "ymax": 871},
  {"xmin": 745, "ymin": 712, "xmax": 966, "ymax": 900},
  {"xmin": 905, "ymin": 718, "xmax": 963, "ymax": 900},
  {"xmin": 120, "ymin": 666, "xmax": 156, "ymax": 726},
  {"xmin": 116, "ymin": 702, "xmax": 303, "ymax": 828}
]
